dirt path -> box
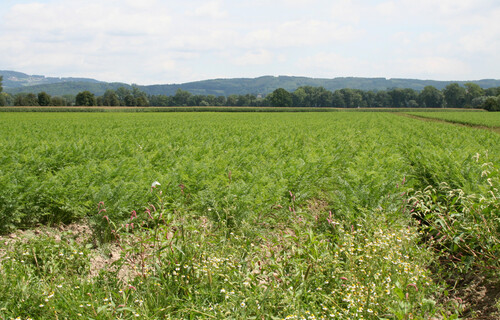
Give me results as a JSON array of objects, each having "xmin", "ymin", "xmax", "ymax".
[{"xmin": 398, "ymin": 113, "xmax": 500, "ymax": 135}]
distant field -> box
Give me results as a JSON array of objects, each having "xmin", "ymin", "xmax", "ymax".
[
  {"xmin": 407, "ymin": 111, "xmax": 500, "ymax": 127},
  {"xmin": 0, "ymin": 106, "xmax": 487, "ymax": 112},
  {"xmin": 0, "ymin": 112, "xmax": 498, "ymax": 319}
]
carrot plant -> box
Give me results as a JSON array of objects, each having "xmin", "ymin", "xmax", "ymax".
[{"xmin": 0, "ymin": 111, "xmax": 498, "ymax": 318}]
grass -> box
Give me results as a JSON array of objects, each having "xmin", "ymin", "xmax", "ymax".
[{"xmin": 0, "ymin": 112, "xmax": 499, "ymax": 319}]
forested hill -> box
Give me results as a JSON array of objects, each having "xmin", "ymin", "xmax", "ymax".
[{"xmin": 2, "ymin": 70, "xmax": 500, "ymax": 96}]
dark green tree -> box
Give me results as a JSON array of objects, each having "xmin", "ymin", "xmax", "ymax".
[
  {"xmin": 418, "ymin": 86, "xmax": 444, "ymax": 108},
  {"xmin": 315, "ymin": 87, "xmax": 333, "ymax": 107},
  {"xmin": 0, "ymin": 76, "xmax": 4, "ymax": 106},
  {"xmin": 75, "ymin": 91, "xmax": 96, "ymax": 106},
  {"xmin": 14, "ymin": 93, "xmax": 38, "ymax": 106},
  {"xmin": 387, "ymin": 88, "xmax": 417, "ymax": 108},
  {"xmin": 464, "ymin": 83, "xmax": 484, "ymax": 107},
  {"xmin": 132, "ymin": 86, "xmax": 149, "ymax": 106},
  {"xmin": 50, "ymin": 96, "xmax": 67, "ymax": 106},
  {"xmin": 102, "ymin": 90, "xmax": 120, "ymax": 106},
  {"xmin": 226, "ymin": 95, "xmax": 238, "ymax": 106},
  {"xmin": 173, "ymin": 89, "xmax": 192, "ymax": 106},
  {"xmin": 483, "ymin": 97, "xmax": 500, "ymax": 111},
  {"xmin": 443, "ymin": 83, "xmax": 466, "ymax": 108},
  {"xmin": 124, "ymin": 94, "xmax": 137, "ymax": 106},
  {"xmin": 339, "ymin": 88, "xmax": 362, "ymax": 108},
  {"xmin": 374, "ymin": 91, "xmax": 391, "ymax": 108},
  {"xmin": 37, "ymin": 92, "xmax": 51, "ymax": 106},
  {"xmin": 269, "ymin": 88, "xmax": 292, "ymax": 107},
  {"xmin": 115, "ymin": 87, "xmax": 131, "ymax": 106},
  {"xmin": 215, "ymin": 95, "xmax": 226, "ymax": 106},
  {"xmin": 485, "ymin": 87, "xmax": 500, "ymax": 96},
  {"xmin": 292, "ymin": 87, "xmax": 307, "ymax": 107},
  {"xmin": 361, "ymin": 91, "xmax": 376, "ymax": 107},
  {"xmin": 331, "ymin": 90, "xmax": 345, "ymax": 107}
]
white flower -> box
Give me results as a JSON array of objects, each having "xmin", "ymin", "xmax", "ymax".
[{"xmin": 151, "ymin": 181, "xmax": 161, "ymax": 188}]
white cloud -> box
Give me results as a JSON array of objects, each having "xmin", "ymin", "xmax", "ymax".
[
  {"xmin": 191, "ymin": 0, "xmax": 227, "ymax": 18},
  {"xmin": 297, "ymin": 52, "xmax": 370, "ymax": 77},
  {"xmin": 232, "ymin": 50, "xmax": 274, "ymax": 66},
  {"xmin": 0, "ymin": 0, "xmax": 499, "ymax": 83},
  {"xmin": 239, "ymin": 19, "xmax": 362, "ymax": 49},
  {"xmin": 397, "ymin": 57, "xmax": 471, "ymax": 79}
]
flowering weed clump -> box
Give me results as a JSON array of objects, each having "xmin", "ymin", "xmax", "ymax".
[{"xmin": 1, "ymin": 185, "xmax": 442, "ymax": 319}]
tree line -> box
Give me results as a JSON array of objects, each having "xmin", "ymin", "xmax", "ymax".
[{"xmin": 1, "ymin": 78, "xmax": 499, "ymax": 111}]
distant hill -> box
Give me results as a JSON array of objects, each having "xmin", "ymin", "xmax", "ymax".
[
  {"xmin": 2, "ymin": 70, "xmax": 500, "ymax": 96},
  {"xmin": 1, "ymin": 70, "xmax": 102, "ymax": 88}
]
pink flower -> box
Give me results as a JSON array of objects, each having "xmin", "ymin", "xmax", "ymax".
[
  {"xmin": 407, "ymin": 283, "xmax": 418, "ymax": 291},
  {"xmin": 130, "ymin": 210, "xmax": 137, "ymax": 220}
]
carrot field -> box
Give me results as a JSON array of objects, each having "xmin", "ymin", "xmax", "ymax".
[
  {"xmin": 0, "ymin": 112, "xmax": 499, "ymax": 319},
  {"xmin": 406, "ymin": 111, "xmax": 500, "ymax": 128}
]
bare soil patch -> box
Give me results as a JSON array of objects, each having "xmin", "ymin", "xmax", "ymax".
[{"xmin": 442, "ymin": 271, "xmax": 500, "ymax": 319}]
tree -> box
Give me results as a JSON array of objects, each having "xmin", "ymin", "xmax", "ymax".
[
  {"xmin": 339, "ymin": 88, "xmax": 362, "ymax": 108},
  {"xmin": 331, "ymin": 90, "xmax": 345, "ymax": 107},
  {"xmin": 14, "ymin": 93, "xmax": 38, "ymax": 106},
  {"xmin": 464, "ymin": 83, "xmax": 484, "ymax": 107},
  {"xmin": 443, "ymin": 83, "xmax": 466, "ymax": 108},
  {"xmin": 418, "ymin": 86, "xmax": 444, "ymax": 108},
  {"xmin": 75, "ymin": 91, "xmax": 96, "ymax": 106},
  {"xmin": 115, "ymin": 87, "xmax": 131, "ymax": 106},
  {"xmin": 292, "ymin": 87, "xmax": 307, "ymax": 107},
  {"xmin": 315, "ymin": 87, "xmax": 333, "ymax": 107},
  {"xmin": 124, "ymin": 94, "xmax": 136, "ymax": 106},
  {"xmin": 173, "ymin": 89, "xmax": 191, "ymax": 106},
  {"xmin": 132, "ymin": 86, "xmax": 149, "ymax": 106},
  {"xmin": 226, "ymin": 95, "xmax": 238, "ymax": 106},
  {"xmin": 102, "ymin": 90, "xmax": 120, "ymax": 106},
  {"xmin": 483, "ymin": 97, "xmax": 500, "ymax": 111},
  {"xmin": 50, "ymin": 96, "xmax": 67, "ymax": 106},
  {"xmin": 0, "ymin": 75, "xmax": 3, "ymax": 93},
  {"xmin": 374, "ymin": 91, "xmax": 391, "ymax": 108},
  {"xmin": 37, "ymin": 92, "xmax": 51, "ymax": 106},
  {"xmin": 269, "ymin": 88, "xmax": 292, "ymax": 107}
]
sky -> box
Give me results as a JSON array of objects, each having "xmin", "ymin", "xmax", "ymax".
[{"xmin": 1, "ymin": 0, "xmax": 499, "ymax": 85}]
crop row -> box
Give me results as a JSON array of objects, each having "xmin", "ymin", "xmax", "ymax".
[
  {"xmin": 0, "ymin": 112, "xmax": 499, "ymax": 318},
  {"xmin": 406, "ymin": 111, "xmax": 500, "ymax": 127}
]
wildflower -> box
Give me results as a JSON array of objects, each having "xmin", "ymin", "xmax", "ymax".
[
  {"xmin": 151, "ymin": 181, "xmax": 161, "ymax": 192},
  {"xmin": 240, "ymin": 301, "xmax": 246, "ymax": 308},
  {"xmin": 129, "ymin": 210, "xmax": 138, "ymax": 221},
  {"xmin": 407, "ymin": 283, "xmax": 418, "ymax": 291},
  {"xmin": 39, "ymin": 304, "xmax": 44, "ymax": 308}
]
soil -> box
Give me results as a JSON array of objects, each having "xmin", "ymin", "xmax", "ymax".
[{"xmin": 443, "ymin": 271, "xmax": 500, "ymax": 320}]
